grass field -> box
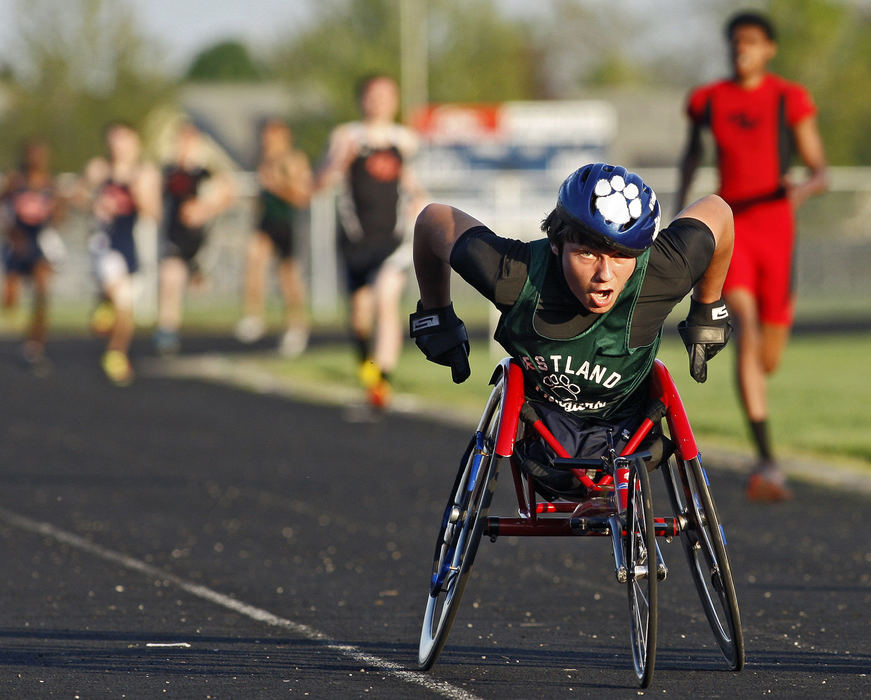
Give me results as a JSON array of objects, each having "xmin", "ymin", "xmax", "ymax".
[{"xmin": 248, "ymin": 329, "xmax": 871, "ymax": 470}]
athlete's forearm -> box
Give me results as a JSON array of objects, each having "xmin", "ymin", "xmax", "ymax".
[
  {"xmin": 674, "ymin": 124, "xmax": 703, "ymax": 214},
  {"xmin": 789, "ymin": 116, "xmax": 829, "ymax": 209}
]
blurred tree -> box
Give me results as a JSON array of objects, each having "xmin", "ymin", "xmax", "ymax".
[
  {"xmin": 185, "ymin": 40, "xmax": 269, "ymax": 82},
  {"xmin": 267, "ymin": 0, "xmax": 540, "ymax": 160},
  {"xmin": 0, "ymin": 0, "xmax": 174, "ymax": 172},
  {"xmin": 426, "ymin": 0, "xmax": 540, "ymax": 102},
  {"xmin": 768, "ymin": 0, "xmax": 871, "ymax": 165}
]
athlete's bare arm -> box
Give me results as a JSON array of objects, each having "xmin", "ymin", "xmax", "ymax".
[
  {"xmin": 269, "ymin": 150, "xmax": 312, "ymax": 208},
  {"xmin": 313, "ymin": 126, "xmax": 356, "ymax": 191},
  {"xmin": 413, "ymin": 203, "xmax": 486, "ymax": 309},
  {"xmin": 675, "ymin": 122, "xmax": 704, "ymax": 214},
  {"xmin": 786, "ymin": 115, "xmax": 829, "ymax": 209}
]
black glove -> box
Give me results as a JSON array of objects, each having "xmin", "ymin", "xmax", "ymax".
[
  {"xmin": 409, "ymin": 302, "xmax": 471, "ymax": 384},
  {"xmin": 677, "ymin": 297, "xmax": 732, "ymax": 383}
]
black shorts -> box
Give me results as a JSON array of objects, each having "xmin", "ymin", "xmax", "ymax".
[
  {"xmin": 259, "ymin": 214, "xmax": 295, "ymax": 260},
  {"xmin": 163, "ymin": 227, "xmax": 205, "ymax": 265},
  {"xmin": 342, "ymin": 239, "xmax": 402, "ymax": 293}
]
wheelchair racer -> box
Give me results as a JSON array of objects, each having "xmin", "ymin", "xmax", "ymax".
[{"xmin": 410, "ymin": 163, "xmax": 734, "ymax": 496}]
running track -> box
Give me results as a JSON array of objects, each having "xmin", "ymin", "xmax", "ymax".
[{"xmin": 0, "ymin": 335, "xmax": 867, "ymax": 698}]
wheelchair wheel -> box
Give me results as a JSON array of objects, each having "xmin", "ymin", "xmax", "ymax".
[
  {"xmin": 625, "ymin": 457, "xmax": 658, "ymax": 688},
  {"xmin": 418, "ymin": 376, "xmax": 504, "ymax": 670},
  {"xmin": 663, "ymin": 455, "xmax": 744, "ymax": 671}
]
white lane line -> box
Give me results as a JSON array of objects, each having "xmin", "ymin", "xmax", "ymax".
[{"xmin": 0, "ymin": 507, "xmax": 481, "ymax": 700}]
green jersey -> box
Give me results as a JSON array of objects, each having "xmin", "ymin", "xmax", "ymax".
[{"xmin": 494, "ymin": 239, "xmax": 660, "ymax": 421}]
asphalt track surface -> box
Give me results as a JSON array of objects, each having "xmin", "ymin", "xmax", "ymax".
[{"xmin": 0, "ymin": 334, "xmax": 868, "ymax": 698}]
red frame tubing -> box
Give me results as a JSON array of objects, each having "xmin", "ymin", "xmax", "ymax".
[
  {"xmin": 650, "ymin": 359, "xmax": 698, "ymax": 460},
  {"xmin": 485, "ymin": 358, "xmax": 698, "ymax": 541},
  {"xmin": 494, "ymin": 359, "xmax": 526, "ymax": 457}
]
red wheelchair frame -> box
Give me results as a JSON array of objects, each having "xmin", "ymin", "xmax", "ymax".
[{"xmin": 418, "ymin": 357, "xmax": 744, "ymax": 688}]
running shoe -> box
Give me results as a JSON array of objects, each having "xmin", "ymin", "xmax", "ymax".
[
  {"xmin": 234, "ymin": 316, "xmax": 266, "ymax": 343},
  {"xmin": 745, "ymin": 472, "xmax": 794, "ymax": 502},
  {"xmin": 367, "ymin": 378, "xmax": 392, "ymax": 409},
  {"xmin": 278, "ymin": 327, "xmax": 309, "ymax": 358},
  {"xmin": 101, "ymin": 350, "xmax": 133, "ymax": 386},
  {"xmin": 153, "ymin": 328, "xmax": 181, "ymax": 356},
  {"xmin": 20, "ymin": 341, "xmax": 52, "ymax": 377}
]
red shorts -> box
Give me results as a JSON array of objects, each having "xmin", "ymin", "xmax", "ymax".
[{"xmin": 723, "ymin": 197, "xmax": 796, "ymax": 326}]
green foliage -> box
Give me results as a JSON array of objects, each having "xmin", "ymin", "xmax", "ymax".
[
  {"xmin": 267, "ymin": 0, "xmax": 402, "ymax": 159},
  {"xmin": 769, "ymin": 0, "xmax": 871, "ymax": 165},
  {"xmin": 0, "ymin": 0, "xmax": 174, "ymax": 172},
  {"xmin": 267, "ymin": 0, "xmax": 541, "ymax": 160},
  {"xmin": 426, "ymin": 0, "xmax": 540, "ymax": 102},
  {"xmin": 185, "ymin": 40, "xmax": 268, "ymax": 83}
]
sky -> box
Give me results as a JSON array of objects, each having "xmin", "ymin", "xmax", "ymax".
[
  {"xmin": 0, "ymin": 0, "xmax": 317, "ymax": 75},
  {"xmin": 126, "ymin": 0, "xmax": 316, "ymax": 70},
  {"xmin": 0, "ymin": 0, "xmax": 727, "ymax": 81}
]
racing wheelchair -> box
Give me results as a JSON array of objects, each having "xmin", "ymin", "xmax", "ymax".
[{"xmin": 417, "ymin": 357, "xmax": 744, "ymax": 688}]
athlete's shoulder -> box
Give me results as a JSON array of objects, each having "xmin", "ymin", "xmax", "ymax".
[
  {"xmin": 688, "ymin": 78, "xmax": 731, "ymax": 99},
  {"xmin": 765, "ymin": 73, "xmax": 817, "ymax": 121},
  {"xmin": 686, "ymin": 79, "xmax": 730, "ymax": 119},
  {"xmin": 386, "ymin": 123, "xmax": 419, "ymax": 155},
  {"xmin": 330, "ymin": 121, "xmax": 366, "ymax": 147}
]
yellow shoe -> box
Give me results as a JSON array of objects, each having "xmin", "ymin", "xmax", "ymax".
[
  {"xmin": 357, "ymin": 359, "xmax": 382, "ymax": 389},
  {"xmin": 101, "ymin": 350, "xmax": 133, "ymax": 386},
  {"xmin": 90, "ymin": 301, "xmax": 116, "ymax": 336}
]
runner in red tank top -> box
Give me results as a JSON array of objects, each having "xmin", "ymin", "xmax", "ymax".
[{"xmin": 675, "ymin": 11, "xmax": 828, "ymax": 502}]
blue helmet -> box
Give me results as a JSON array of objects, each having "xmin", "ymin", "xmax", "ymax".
[{"xmin": 555, "ymin": 163, "xmax": 661, "ymax": 256}]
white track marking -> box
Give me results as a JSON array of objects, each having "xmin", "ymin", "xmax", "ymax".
[{"xmin": 0, "ymin": 507, "xmax": 481, "ymax": 700}]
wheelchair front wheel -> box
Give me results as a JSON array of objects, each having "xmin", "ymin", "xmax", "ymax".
[
  {"xmin": 663, "ymin": 455, "xmax": 744, "ymax": 670},
  {"xmin": 625, "ymin": 457, "xmax": 658, "ymax": 688},
  {"xmin": 417, "ymin": 376, "xmax": 504, "ymax": 670}
]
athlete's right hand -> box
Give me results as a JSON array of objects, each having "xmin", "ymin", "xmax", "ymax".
[{"xmin": 409, "ymin": 302, "xmax": 471, "ymax": 384}]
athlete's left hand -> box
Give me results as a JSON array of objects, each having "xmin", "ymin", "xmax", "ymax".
[{"xmin": 677, "ymin": 297, "xmax": 732, "ymax": 383}]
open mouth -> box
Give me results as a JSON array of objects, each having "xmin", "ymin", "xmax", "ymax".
[{"xmin": 589, "ymin": 289, "xmax": 613, "ymax": 308}]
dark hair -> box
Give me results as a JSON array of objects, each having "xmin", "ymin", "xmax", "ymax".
[
  {"xmin": 726, "ymin": 11, "xmax": 777, "ymax": 42},
  {"xmin": 541, "ymin": 207, "xmax": 602, "ymax": 253}
]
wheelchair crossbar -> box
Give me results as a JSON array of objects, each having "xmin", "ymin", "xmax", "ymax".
[{"xmin": 486, "ymin": 515, "xmax": 683, "ymax": 539}]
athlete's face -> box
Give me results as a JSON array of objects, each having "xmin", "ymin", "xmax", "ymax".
[
  {"xmin": 553, "ymin": 240, "xmax": 637, "ymax": 315},
  {"xmin": 261, "ymin": 122, "xmax": 291, "ymax": 155},
  {"xmin": 106, "ymin": 125, "xmax": 140, "ymax": 164},
  {"xmin": 729, "ymin": 25, "xmax": 776, "ymax": 81},
  {"xmin": 360, "ymin": 78, "xmax": 399, "ymax": 122},
  {"xmin": 24, "ymin": 142, "xmax": 50, "ymax": 172}
]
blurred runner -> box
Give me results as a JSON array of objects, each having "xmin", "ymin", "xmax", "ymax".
[
  {"xmin": 81, "ymin": 122, "xmax": 161, "ymax": 386},
  {"xmin": 315, "ymin": 74, "xmax": 426, "ymax": 407},
  {"xmin": 235, "ymin": 119, "xmax": 313, "ymax": 357},
  {"xmin": 675, "ymin": 11, "xmax": 828, "ymax": 502},
  {"xmin": 155, "ymin": 119, "xmax": 236, "ymax": 355},
  {"xmin": 1, "ymin": 139, "xmax": 65, "ymax": 374}
]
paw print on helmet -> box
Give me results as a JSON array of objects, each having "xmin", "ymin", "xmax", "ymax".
[{"xmin": 593, "ymin": 174, "xmax": 648, "ymax": 226}]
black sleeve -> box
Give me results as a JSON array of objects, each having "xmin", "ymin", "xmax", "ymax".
[
  {"xmin": 449, "ymin": 226, "xmax": 531, "ymax": 310},
  {"xmin": 630, "ymin": 217, "xmax": 716, "ymax": 347}
]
